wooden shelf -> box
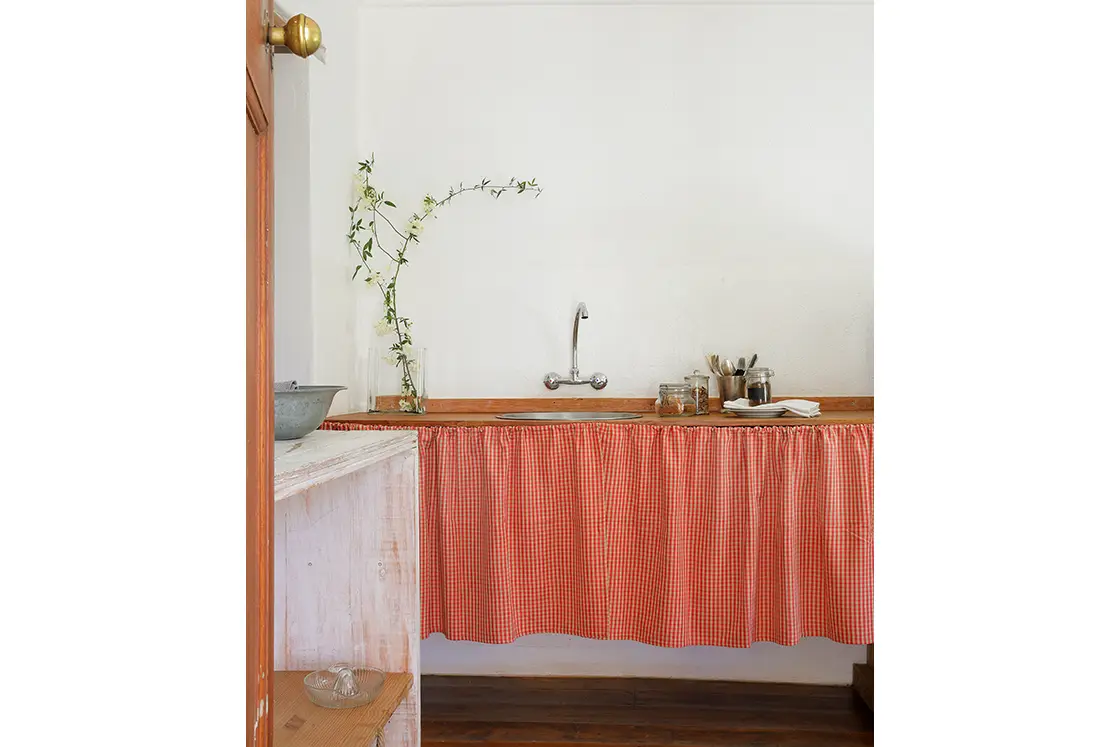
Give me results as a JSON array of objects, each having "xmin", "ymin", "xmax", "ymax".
[{"xmin": 274, "ymin": 671, "xmax": 413, "ymax": 747}]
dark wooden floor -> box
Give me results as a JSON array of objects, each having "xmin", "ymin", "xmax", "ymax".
[{"xmin": 422, "ymin": 675, "xmax": 873, "ymax": 746}]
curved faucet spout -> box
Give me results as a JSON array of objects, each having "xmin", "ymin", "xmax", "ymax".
[
  {"xmin": 571, "ymin": 303, "xmax": 588, "ymax": 377},
  {"xmin": 544, "ymin": 301, "xmax": 606, "ymax": 390}
]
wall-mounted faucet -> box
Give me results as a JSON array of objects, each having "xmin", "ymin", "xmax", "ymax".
[{"xmin": 544, "ymin": 302, "xmax": 607, "ymax": 390}]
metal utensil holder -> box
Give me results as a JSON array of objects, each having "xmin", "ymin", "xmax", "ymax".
[{"xmin": 716, "ymin": 375, "xmax": 745, "ymax": 407}]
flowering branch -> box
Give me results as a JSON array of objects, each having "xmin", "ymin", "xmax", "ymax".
[{"xmin": 347, "ymin": 151, "xmax": 542, "ymax": 412}]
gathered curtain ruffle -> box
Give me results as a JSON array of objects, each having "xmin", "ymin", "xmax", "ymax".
[{"xmin": 322, "ymin": 421, "xmax": 873, "ymax": 648}]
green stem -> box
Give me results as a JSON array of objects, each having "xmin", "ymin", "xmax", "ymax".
[{"xmin": 350, "ymin": 164, "xmax": 541, "ymax": 413}]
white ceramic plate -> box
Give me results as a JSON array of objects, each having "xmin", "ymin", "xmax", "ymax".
[{"xmin": 724, "ymin": 408, "xmax": 786, "ymax": 418}]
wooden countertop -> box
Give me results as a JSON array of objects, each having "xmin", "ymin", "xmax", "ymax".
[
  {"xmin": 328, "ymin": 396, "xmax": 873, "ymax": 428},
  {"xmin": 326, "ymin": 410, "xmax": 873, "ymax": 428}
]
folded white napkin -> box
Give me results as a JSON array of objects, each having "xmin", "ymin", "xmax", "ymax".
[{"xmin": 723, "ymin": 398, "xmax": 821, "ymax": 417}]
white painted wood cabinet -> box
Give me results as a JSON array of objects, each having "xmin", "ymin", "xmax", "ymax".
[{"xmin": 274, "ymin": 429, "xmax": 420, "ymax": 746}]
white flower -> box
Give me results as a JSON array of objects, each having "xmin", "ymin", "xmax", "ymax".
[
  {"xmin": 399, "ymin": 399, "xmax": 410, "ymax": 410},
  {"xmin": 407, "ymin": 220, "xmax": 424, "ymax": 237},
  {"xmin": 353, "ymin": 176, "xmax": 370, "ymax": 207},
  {"xmin": 374, "ymin": 318, "xmax": 393, "ymax": 336}
]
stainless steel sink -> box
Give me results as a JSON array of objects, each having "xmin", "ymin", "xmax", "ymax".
[{"xmin": 496, "ymin": 411, "xmax": 642, "ymax": 421}]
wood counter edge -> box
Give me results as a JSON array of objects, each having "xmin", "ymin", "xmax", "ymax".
[
  {"xmin": 368, "ymin": 395, "xmax": 872, "ymax": 414},
  {"xmin": 325, "ymin": 410, "xmax": 873, "ymax": 427}
]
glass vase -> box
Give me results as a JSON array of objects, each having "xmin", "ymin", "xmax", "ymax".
[
  {"xmin": 366, "ymin": 341, "xmax": 380, "ymax": 413},
  {"xmin": 399, "ymin": 346, "xmax": 426, "ymax": 414}
]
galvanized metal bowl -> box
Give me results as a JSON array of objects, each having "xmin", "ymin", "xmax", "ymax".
[{"xmin": 274, "ymin": 385, "xmax": 346, "ymax": 440}]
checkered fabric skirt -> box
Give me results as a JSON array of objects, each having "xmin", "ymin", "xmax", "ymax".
[{"xmin": 321, "ymin": 422, "xmax": 873, "ymax": 648}]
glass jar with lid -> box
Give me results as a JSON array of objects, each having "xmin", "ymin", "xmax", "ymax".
[
  {"xmin": 684, "ymin": 370, "xmax": 710, "ymax": 415},
  {"xmin": 655, "ymin": 383, "xmax": 695, "ymax": 417},
  {"xmin": 745, "ymin": 367, "xmax": 775, "ymax": 406}
]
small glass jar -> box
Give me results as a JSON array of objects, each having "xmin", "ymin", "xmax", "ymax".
[
  {"xmin": 745, "ymin": 367, "xmax": 775, "ymax": 406},
  {"xmin": 656, "ymin": 383, "xmax": 695, "ymax": 417},
  {"xmin": 684, "ymin": 370, "xmax": 710, "ymax": 415}
]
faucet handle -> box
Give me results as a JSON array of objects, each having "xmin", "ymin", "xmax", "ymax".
[
  {"xmin": 543, "ymin": 372, "xmax": 562, "ymax": 391},
  {"xmin": 589, "ymin": 373, "xmax": 608, "ymax": 390}
]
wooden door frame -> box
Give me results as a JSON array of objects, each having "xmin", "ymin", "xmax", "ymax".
[{"xmin": 247, "ymin": 0, "xmax": 275, "ymax": 745}]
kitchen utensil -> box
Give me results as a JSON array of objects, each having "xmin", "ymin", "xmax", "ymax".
[
  {"xmin": 719, "ymin": 358, "xmax": 737, "ymax": 376},
  {"xmin": 274, "ymin": 384, "xmax": 347, "ymax": 440},
  {"xmin": 747, "ymin": 353, "xmax": 758, "ymax": 370},
  {"xmin": 303, "ymin": 665, "xmax": 385, "ymax": 709},
  {"xmin": 736, "ymin": 357, "xmax": 747, "ymax": 375},
  {"xmin": 706, "ymin": 353, "xmax": 721, "ymax": 376},
  {"xmin": 716, "ymin": 375, "xmax": 745, "ymax": 404}
]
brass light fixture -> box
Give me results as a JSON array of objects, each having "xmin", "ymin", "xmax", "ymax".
[{"xmin": 268, "ymin": 13, "xmax": 322, "ymax": 59}]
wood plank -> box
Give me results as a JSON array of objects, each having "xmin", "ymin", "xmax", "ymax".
[
  {"xmin": 666, "ymin": 728, "xmax": 874, "ymax": 746},
  {"xmin": 273, "ymin": 430, "xmax": 416, "ymax": 501},
  {"xmin": 274, "ymin": 670, "xmax": 412, "ymax": 747},
  {"xmin": 423, "ymin": 725, "xmax": 872, "ymax": 747},
  {"xmin": 372, "ymin": 396, "xmax": 873, "ymax": 413},
  {"xmin": 420, "ymin": 677, "xmax": 872, "ymax": 746},
  {"xmin": 630, "ymin": 680, "xmax": 854, "ymax": 702},
  {"xmin": 422, "ymin": 721, "xmax": 874, "ymax": 746},
  {"xmin": 422, "ymin": 675, "xmax": 637, "ymax": 693},
  {"xmin": 421, "ymin": 677, "xmax": 854, "ymax": 711},
  {"xmin": 246, "ymin": 2, "xmax": 275, "ymax": 741},
  {"xmin": 421, "ymin": 676, "xmax": 851, "ymax": 701},
  {"xmin": 851, "ymin": 664, "xmax": 873, "ymax": 712},
  {"xmin": 276, "ymin": 450, "xmax": 420, "ymax": 746},
  {"xmin": 420, "ymin": 703, "xmax": 868, "ymax": 733},
  {"xmin": 327, "ymin": 410, "xmax": 873, "ymax": 428},
  {"xmin": 422, "ymin": 685, "xmax": 637, "ymax": 708},
  {"xmin": 424, "ymin": 740, "xmax": 872, "ymax": 747}
]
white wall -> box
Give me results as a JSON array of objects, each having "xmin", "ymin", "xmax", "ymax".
[
  {"xmin": 351, "ymin": 0, "xmax": 873, "ymax": 683},
  {"xmin": 354, "ymin": 0, "xmax": 873, "ymax": 401},
  {"xmin": 272, "ymin": 0, "xmax": 367, "ymax": 414},
  {"xmin": 305, "ymin": 1, "xmax": 368, "ymax": 415},
  {"xmin": 273, "ymin": 55, "xmax": 313, "ymax": 386},
  {"xmin": 422, "ymin": 634, "xmax": 865, "ymax": 685}
]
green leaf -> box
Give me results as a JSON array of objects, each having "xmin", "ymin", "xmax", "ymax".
[
  {"xmin": 384, "ymin": 200, "xmax": 396, "ymax": 208},
  {"xmin": 364, "ymin": 238, "xmax": 373, "ymax": 251},
  {"xmin": 352, "ymin": 265, "xmax": 361, "ymax": 280}
]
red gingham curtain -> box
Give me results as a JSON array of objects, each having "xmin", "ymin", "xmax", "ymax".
[{"xmin": 321, "ymin": 422, "xmax": 873, "ymax": 648}]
